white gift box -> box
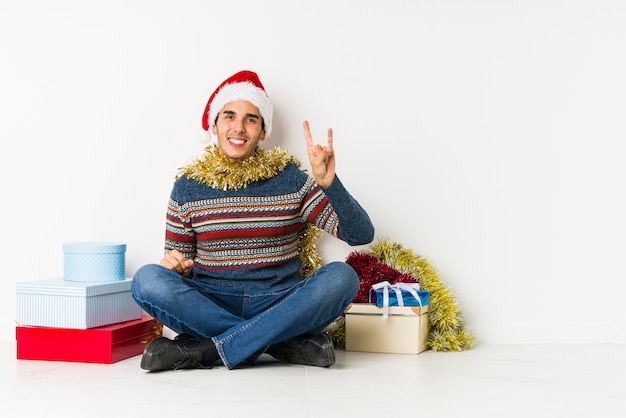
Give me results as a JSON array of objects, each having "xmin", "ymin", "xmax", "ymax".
[
  {"xmin": 63, "ymin": 242, "xmax": 126, "ymax": 282},
  {"xmin": 15, "ymin": 278, "xmax": 141, "ymax": 329}
]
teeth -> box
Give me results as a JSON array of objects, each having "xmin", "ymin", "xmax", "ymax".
[{"xmin": 229, "ymin": 138, "xmax": 245, "ymax": 145}]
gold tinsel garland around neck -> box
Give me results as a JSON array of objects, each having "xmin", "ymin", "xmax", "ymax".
[
  {"xmin": 177, "ymin": 145, "xmax": 302, "ymax": 191},
  {"xmin": 176, "ymin": 145, "xmax": 323, "ymax": 277}
]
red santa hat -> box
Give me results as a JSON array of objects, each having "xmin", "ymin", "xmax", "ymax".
[{"xmin": 199, "ymin": 70, "xmax": 273, "ymax": 144}]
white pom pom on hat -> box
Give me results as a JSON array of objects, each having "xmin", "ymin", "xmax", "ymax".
[{"xmin": 198, "ymin": 70, "xmax": 273, "ymax": 144}]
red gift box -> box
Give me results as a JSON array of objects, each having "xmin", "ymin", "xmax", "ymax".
[{"xmin": 16, "ymin": 315, "xmax": 162, "ymax": 364}]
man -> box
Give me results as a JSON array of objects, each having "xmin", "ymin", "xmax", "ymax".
[{"xmin": 132, "ymin": 70, "xmax": 374, "ymax": 371}]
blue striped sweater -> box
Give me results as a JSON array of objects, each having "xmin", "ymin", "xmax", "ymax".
[{"xmin": 165, "ymin": 162, "xmax": 375, "ymax": 289}]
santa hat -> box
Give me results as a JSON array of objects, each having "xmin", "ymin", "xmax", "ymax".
[{"xmin": 198, "ymin": 70, "xmax": 273, "ymax": 144}]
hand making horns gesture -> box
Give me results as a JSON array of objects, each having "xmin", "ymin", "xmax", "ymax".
[{"xmin": 303, "ymin": 120, "xmax": 335, "ymax": 188}]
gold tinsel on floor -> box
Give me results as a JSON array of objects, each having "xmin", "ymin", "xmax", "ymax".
[
  {"xmin": 368, "ymin": 238, "xmax": 474, "ymax": 351},
  {"xmin": 324, "ymin": 238, "xmax": 474, "ymax": 352}
]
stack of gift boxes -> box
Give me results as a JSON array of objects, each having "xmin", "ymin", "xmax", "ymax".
[
  {"xmin": 15, "ymin": 242, "xmax": 161, "ymax": 364},
  {"xmin": 344, "ymin": 281, "xmax": 430, "ymax": 354}
]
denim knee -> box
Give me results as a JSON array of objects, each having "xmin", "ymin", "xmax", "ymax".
[
  {"xmin": 131, "ymin": 264, "xmax": 163, "ymax": 302},
  {"xmin": 330, "ymin": 261, "xmax": 359, "ymax": 294},
  {"xmin": 314, "ymin": 261, "xmax": 360, "ymax": 304}
]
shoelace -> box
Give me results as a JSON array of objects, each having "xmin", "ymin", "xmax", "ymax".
[{"xmin": 172, "ymin": 347, "xmax": 208, "ymax": 370}]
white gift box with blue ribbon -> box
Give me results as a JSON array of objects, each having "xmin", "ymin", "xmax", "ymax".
[
  {"xmin": 345, "ymin": 281, "xmax": 429, "ymax": 354},
  {"xmin": 15, "ymin": 278, "xmax": 142, "ymax": 329}
]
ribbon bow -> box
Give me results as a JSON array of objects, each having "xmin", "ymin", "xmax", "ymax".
[{"xmin": 370, "ymin": 281, "xmax": 423, "ymax": 319}]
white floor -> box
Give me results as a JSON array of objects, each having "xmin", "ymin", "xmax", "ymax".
[{"xmin": 3, "ymin": 342, "xmax": 625, "ymax": 418}]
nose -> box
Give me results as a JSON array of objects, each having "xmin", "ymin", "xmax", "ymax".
[{"xmin": 233, "ymin": 117, "xmax": 246, "ymax": 133}]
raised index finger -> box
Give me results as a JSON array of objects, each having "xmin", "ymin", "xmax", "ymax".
[{"xmin": 303, "ymin": 120, "xmax": 313, "ymax": 148}]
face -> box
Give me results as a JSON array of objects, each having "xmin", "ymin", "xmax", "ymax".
[{"xmin": 212, "ymin": 100, "xmax": 266, "ymax": 160}]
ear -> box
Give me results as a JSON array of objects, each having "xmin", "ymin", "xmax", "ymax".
[
  {"xmin": 212, "ymin": 124, "xmax": 217, "ymax": 135},
  {"xmin": 260, "ymin": 129, "xmax": 266, "ymax": 141}
]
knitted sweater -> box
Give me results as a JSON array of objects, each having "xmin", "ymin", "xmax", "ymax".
[{"xmin": 165, "ymin": 162, "xmax": 375, "ymax": 289}]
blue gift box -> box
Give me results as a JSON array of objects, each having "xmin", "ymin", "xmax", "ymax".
[
  {"xmin": 369, "ymin": 284, "xmax": 430, "ymax": 307},
  {"xmin": 63, "ymin": 242, "xmax": 126, "ymax": 282}
]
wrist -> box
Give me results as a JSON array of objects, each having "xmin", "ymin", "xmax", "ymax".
[{"xmin": 317, "ymin": 176, "xmax": 335, "ymax": 189}]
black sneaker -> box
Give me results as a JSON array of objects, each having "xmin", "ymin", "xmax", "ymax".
[
  {"xmin": 272, "ymin": 333, "xmax": 336, "ymax": 367},
  {"xmin": 140, "ymin": 337, "xmax": 209, "ymax": 372}
]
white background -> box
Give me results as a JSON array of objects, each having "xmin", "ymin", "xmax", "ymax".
[{"xmin": 1, "ymin": 0, "xmax": 624, "ymax": 344}]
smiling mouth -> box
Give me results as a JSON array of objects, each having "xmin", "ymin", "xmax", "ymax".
[{"xmin": 228, "ymin": 137, "xmax": 246, "ymax": 146}]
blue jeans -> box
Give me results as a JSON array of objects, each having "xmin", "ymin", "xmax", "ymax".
[{"xmin": 131, "ymin": 261, "xmax": 359, "ymax": 369}]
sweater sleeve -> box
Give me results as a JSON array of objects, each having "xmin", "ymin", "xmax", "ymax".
[
  {"xmin": 310, "ymin": 175, "xmax": 375, "ymax": 246},
  {"xmin": 164, "ymin": 182, "xmax": 198, "ymax": 260}
]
